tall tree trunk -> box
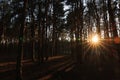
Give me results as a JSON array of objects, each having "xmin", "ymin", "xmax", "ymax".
[
  {"xmin": 37, "ymin": 2, "xmax": 41, "ymax": 63},
  {"xmin": 44, "ymin": 0, "xmax": 50, "ymax": 60},
  {"xmin": 16, "ymin": 0, "xmax": 27, "ymax": 80},
  {"xmin": 93, "ymin": 0, "xmax": 101, "ymax": 36},
  {"xmin": 52, "ymin": 1, "xmax": 56, "ymax": 56},
  {"xmin": 108, "ymin": 0, "xmax": 118, "ymax": 38},
  {"xmin": 30, "ymin": 0, "xmax": 36, "ymax": 61},
  {"xmin": 103, "ymin": 0, "xmax": 109, "ymax": 38},
  {"xmin": 75, "ymin": 0, "xmax": 83, "ymax": 65}
]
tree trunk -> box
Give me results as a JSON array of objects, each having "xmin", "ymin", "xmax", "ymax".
[
  {"xmin": 30, "ymin": 0, "xmax": 36, "ymax": 62},
  {"xmin": 16, "ymin": 0, "xmax": 27, "ymax": 80},
  {"xmin": 108, "ymin": 0, "xmax": 118, "ymax": 38}
]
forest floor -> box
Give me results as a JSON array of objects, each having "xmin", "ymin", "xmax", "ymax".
[
  {"xmin": 0, "ymin": 53, "xmax": 120, "ymax": 80},
  {"xmin": 50, "ymin": 43, "xmax": 120, "ymax": 80},
  {"xmin": 51, "ymin": 59, "xmax": 120, "ymax": 80},
  {"xmin": 0, "ymin": 55, "xmax": 74, "ymax": 80}
]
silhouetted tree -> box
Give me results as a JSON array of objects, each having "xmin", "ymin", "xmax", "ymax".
[{"xmin": 16, "ymin": 0, "xmax": 28, "ymax": 79}]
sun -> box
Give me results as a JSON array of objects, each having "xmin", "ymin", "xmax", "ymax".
[{"xmin": 91, "ymin": 35, "xmax": 100, "ymax": 44}]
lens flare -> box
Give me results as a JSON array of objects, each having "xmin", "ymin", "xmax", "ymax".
[{"xmin": 91, "ymin": 35, "xmax": 99, "ymax": 44}]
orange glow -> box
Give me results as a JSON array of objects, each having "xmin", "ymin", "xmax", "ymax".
[
  {"xmin": 91, "ymin": 35, "xmax": 100, "ymax": 45},
  {"xmin": 114, "ymin": 37, "xmax": 120, "ymax": 44}
]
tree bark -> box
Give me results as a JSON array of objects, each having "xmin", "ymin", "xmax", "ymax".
[
  {"xmin": 108, "ymin": 0, "xmax": 118, "ymax": 38},
  {"xmin": 16, "ymin": 0, "xmax": 27, "ymax": 80}
]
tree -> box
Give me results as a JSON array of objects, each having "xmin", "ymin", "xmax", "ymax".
[
  {"xmin": 66, "ymin": 0, "xmax": 84, "ymax": 64},
  {"xmin": 108, "ymin": 0, "xmax": 118, "ymax": 38},
  {"xmin": 16, "ymin": 0, "xmax": 28, "ymax": 79},
  {"xmin": 52, "ymin": 0, "xmax": 65, "ymax": 56}
]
